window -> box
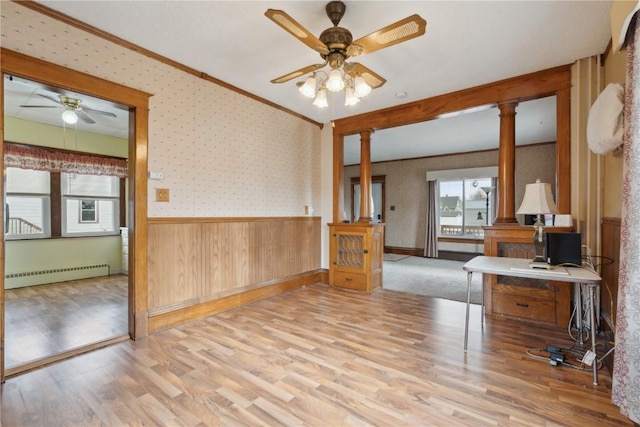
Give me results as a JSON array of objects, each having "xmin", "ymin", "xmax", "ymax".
[
  {"xmin": 438, "ymin": 178, "xmax": 493, "ymax": 237},
  {"xmin": 62, "ymin": 173, "xmax": 119, "ymax": 236},
  {"xmin": 5, "ymin": 168, "xmax": 51, "ymax": 239},
  {"xmin": 80, "ymin": 200, "xmax": 98, "ymax": 223},
  {"xmin": 4, "ymin": 167, "xmax": 122, "ymax": 240}
]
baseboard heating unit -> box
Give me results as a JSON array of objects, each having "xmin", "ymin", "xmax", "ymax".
[{"xmin": 5, "ymin": 263, "xmax": 110, "ymax": 289}]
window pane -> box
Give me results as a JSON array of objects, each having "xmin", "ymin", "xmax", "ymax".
[
  {"xmin": 5, "ymin": 195, "xmax": 49, "ymax": 237},
  {"xmin": 6, "ymin": 168, "xmax": 50, "ymax": 193},
  {"xmin": 80, "ymin": 199, "xmax": 97, "ymax": 222},
  {"xmin": 439, "ymin": 180, "xmax": 463, "ymax": 235},
  {"xmin": 62, "ymin": 173, "xmax": 119, "ymax": 197},
  {"xmin": 466, "ymin": 179, "xmax": 493, "ymax": 234},
  {"xmin": 64, "ymin": 198, "xmax": 117, "ymax": 233},
  {"xmin": 439, "ymin": 178, "xmax": 493, "ymax": 237}
]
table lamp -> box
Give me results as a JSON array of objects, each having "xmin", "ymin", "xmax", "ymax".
[{"xmin": 516, "ymin": 179, "xmax": 560, "ymax": 269}]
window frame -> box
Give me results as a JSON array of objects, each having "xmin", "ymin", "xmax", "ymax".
[
  {"xmin": 4, "ymin": 193, "xmax": 52, "ymax": 240},
  {"xmin": 61, "ymin": 173, "xmax": 121, "ymax": 237},
  {"xmin": 5, "ymin": 167, "xmax": 125, "ymax": 240}
]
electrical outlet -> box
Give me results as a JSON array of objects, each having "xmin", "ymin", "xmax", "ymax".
[{"xmin": 156, "ymin": 188, "xmax": 170, "ymax": 202}]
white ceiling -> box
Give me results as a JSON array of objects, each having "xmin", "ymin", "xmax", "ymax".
[
  {"xmin": 4, "ymin": 1, "xmax": 612, "ymax": 164},
  {"xmin": 4, "ymin": 75, "xmax": 128, "ymax": 138}
]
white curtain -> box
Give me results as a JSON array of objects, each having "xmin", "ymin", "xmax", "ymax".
[
  {"xmin": 424, "ymin": 180, "xmax": 438, "ymax": 258},
  {"xmin": 612, "ymin": 16, "xmax": 640, "ymax": 425}
]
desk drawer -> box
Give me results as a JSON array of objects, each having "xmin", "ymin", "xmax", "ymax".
[
  {"xmin": 492, "ymin": 293, "xmax": 556, "ymax": 323},
  {"xmin": 333, "ymin": 271, "xmax": 367, "ymax": 291}
]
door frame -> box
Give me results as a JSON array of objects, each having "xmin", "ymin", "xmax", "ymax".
[
  {"xmin": 351, "ymin": 175, "xmax": 386, "ymax": 223},
  {"xmin": 0, "ymin": 48, "xmax": 151, "ymax": 382}
]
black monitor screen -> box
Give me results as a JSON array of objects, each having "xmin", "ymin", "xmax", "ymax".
[{"xmin": 545, "ymin": 232, "xmax": 582, "ymax": 266}]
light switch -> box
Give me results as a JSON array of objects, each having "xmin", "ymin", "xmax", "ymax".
[{"xmin": 148, "ymin": 171, "xmax": 164, "ymax": 180}]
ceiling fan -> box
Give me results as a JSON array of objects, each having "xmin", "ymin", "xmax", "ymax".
[
  {"xmin": 20, "ymin": 94, "xmax": 117, "ymax": 125},
  {"xmin": 265, "ymin": 1, "xmax": 427, "ymax": 100}
]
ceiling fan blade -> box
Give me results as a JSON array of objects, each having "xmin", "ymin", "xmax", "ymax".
[
  {"xmin": 37, "ymin": 93, "xmax": 63, "ymax": 105},
  {"xmin": 345, "ymin": 63, "xmax": 386, "ymax": 89},
  {"xmin": 265, "ymin": 9, "xmax": 330, "ymax": 55},
  {"xmin": 271, "ymin": 63, "xmax": 327, "ymax": 84},
  {"xmin": 76, "ymin": 110, "xmax": 96, "ymax": 124},
  {"xmin": 82, "ymin": 107, "xmax": 117, "ymax": 118},
  {"xmin": 19, "ymin": 105, "xmax": 58, "ymax": 108},
  {"xmin": 348, "ymin": 14, "xmax": 427, "ymax": 57}
]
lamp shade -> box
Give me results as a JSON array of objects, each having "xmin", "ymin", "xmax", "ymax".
[
  {"xmin": 312, "ymin": 88, "xmax": 328, "ymax": 108},
  {"xmin": 326, "ymin": 69, "xmax": 345, "ymax": 92},
  {"xmin": 516, "ymin": 179, "xmax": 560, "ymax": 215},
  {"xmin": 344, "ymin": 85, "xmax": 360, "ymax": 106},
  {"xmin": 298, "ymin": 75, "xmax": 317, "ymax": 98},
  {"xmin": 354, "ymin": 75, "xmax": 372, "ymax": 98}
]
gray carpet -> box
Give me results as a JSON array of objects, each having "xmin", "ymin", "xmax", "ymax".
[{"xmin": 383, "ymin": 256, "xmax": 482, "ymax": 304}]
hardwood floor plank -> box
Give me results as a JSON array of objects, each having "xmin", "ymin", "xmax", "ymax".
[
  {"xmin": 1, "ymin": 283, "xmax": 633, "ymax": 426},
  {"xmin": 4, "ymin": 275, "xmax": 128, "ymax": 369}
]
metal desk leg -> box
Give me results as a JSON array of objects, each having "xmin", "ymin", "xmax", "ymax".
[
  {"xmin": 576, "ymin": 283, "xmax": 584, "ymax": 346},
  {"xmin": 464, "ymin": 271, "xmax": 472, "ymax": 351},
  {"xmin": 480, "ymin": 273, "xmax": 484, "ymax": 325},
  {"xmin": 589, "ymin": 283, "xmax": 598, "ymax": 385}
]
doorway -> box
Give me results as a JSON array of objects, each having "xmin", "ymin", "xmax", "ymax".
[
  {"xmin": 1, "ymin": 49, "xmax": 150, "ymax": 381},
  {"xmin": 3, "ymin": 74, "xmax": 130, "ymax": 372},
  {"xmin": 351, "ymin": 175, "xmax": 385, "ymax": 224}
]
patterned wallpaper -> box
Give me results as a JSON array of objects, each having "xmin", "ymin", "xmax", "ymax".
[{"xmin": 1, "ymin": 2, "xmax": 322, "ymax": 217}]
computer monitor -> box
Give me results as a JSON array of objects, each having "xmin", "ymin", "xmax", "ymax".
[{"xmin": 545, "ymin": 232, "xmax": 582, "ymax": 266}]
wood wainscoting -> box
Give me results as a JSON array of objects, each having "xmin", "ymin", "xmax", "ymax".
[{"xmin": 147, "ymin": 217, "xmax": 323, "ymax": 333}]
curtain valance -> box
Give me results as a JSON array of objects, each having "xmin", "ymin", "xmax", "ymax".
[{"xmin": 4, "ymin": 143, "xmax": 128, "ymax": 178}]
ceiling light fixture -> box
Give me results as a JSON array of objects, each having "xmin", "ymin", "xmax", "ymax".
[
  {"xmin": 297, "ymin": 68, "xmax": 372, "ymax": 108},
  {"xmin": 61, "ymin": 109, "xmax": 78, "ymax": 125},
  {"xmin": 266, "ymin": 2, "xmax": 427, "ymax": 110}
]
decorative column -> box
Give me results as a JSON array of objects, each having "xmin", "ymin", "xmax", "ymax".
[
  {"xmin": 494, "ymin": 101, "xmax": 519, "ymax": 224},
  {"xmin": 358, "ymin": 129, "xmax": 374, "ymax": 223},
  {"xmin": 329, "ymin": 128, "xmax": 383, "ymax": 293}
]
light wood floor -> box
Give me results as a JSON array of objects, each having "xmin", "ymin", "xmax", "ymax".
[
  {"xmin": 1, "ymin": 283, "xmax": 632, "ymax": 426},
  {"xmin": 4, "ymin": 275, "xmax": 128, "ymax": 369}
]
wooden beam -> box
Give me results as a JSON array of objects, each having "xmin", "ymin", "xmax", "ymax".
[{"xmin": 333, "ymin": 65, "xmax": 572, "ymax": 136}]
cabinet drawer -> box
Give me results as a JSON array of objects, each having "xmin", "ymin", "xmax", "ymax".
[
  {"xmin": 333, "ymin": 271, "xmax": 367, "ymax": 291},
  {"xmin": 492, "ymin": 293, "xmax": 556, "ymax": 323}
]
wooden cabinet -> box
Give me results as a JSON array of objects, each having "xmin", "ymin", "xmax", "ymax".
[
  {"xmin": 484, "ymin": 225, "xmax": 572, "ymax": 327},
  {"xmin": 329, "ymin": 223, "xmax": 384, "ymax": 292}
]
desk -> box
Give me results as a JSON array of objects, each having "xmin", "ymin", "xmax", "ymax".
[{"xmin": 462, "ymin": 256, "xmax": 602, "ymax": 384}]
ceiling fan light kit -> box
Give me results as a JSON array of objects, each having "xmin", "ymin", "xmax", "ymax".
[
  {"xmin": 61, "ymin": 109, "xmax": 78, "ymax": 125},
  {"xmin": 266, "ymin": 1, "xmax": 426, "ymax": 108}
]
